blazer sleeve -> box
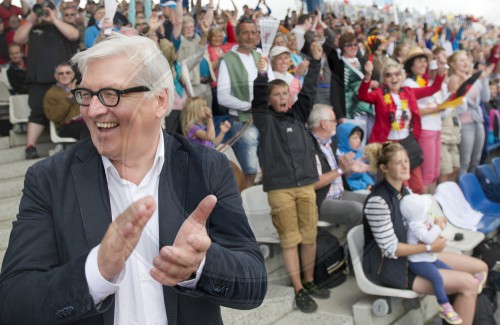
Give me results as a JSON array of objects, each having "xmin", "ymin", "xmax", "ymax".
[
  {"xmin": 0, "ymin": 166, "xmax": 111, "ymax": 325},
  {"xmin": 175, "ymin": 151, "xmax": 267, "ymax": 310}
]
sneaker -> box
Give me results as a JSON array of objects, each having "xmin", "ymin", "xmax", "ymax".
[
  {"xmin": 293, "ymin": 289, "xmax": 317, "ymax": 313},
  {"xmin": 25, "ymin": 145, "xmax": 39, "ymax": 159},
  {"xmin": 303, "ymin": 281, "xmax": 331, "ymax": 299},
  {"xmin": 475, "ymin": 271, "xmax": 487, "ymax": 294},
  {"xmin": 438, "ymin": 303, "xmax": 463, "ymax": 325}
]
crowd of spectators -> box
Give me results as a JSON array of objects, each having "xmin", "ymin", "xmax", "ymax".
[{"xmin": 0, "ymin": 0, "xmax": 499, "ymax": 316}]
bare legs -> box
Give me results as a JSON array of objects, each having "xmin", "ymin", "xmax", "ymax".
[
  {"xmin": 282, "ymin": 243, "xmax": 317, "ymax": 292},
  {"xmin": 26, "ymin": 122, "xmax": 45, "ymax": 147},
  {"xmin": 412, "ymin": 252, "xmax": 488, "ymax": 324}
]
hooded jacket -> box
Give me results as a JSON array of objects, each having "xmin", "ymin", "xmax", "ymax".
[{"xmin": 335, "ymin": 123, "xmax": 374, "ymax": 191}]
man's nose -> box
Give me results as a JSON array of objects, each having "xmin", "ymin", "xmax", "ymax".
[{"xmin": 86, "ymin": 95, "xmax": 108, "ymax": 117}]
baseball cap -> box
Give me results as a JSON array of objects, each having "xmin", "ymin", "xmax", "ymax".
[
  {"xmin": 160, "ymin": 0, "xmax": 176, "ymax": 8},
  {"xmin": 269, "ymin": 46, "xmax": 291, "ymax": 60}
]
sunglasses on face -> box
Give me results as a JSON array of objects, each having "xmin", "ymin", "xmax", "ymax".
[{"xmin": 57, "ymin": 71, "xmax": 73, "ymax": 76}]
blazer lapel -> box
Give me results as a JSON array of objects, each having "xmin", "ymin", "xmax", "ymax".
[
  {"xmin": 159, "ymin": 132, "xmax": 189, "ymax": 324},
  {"xmin": 71, "ymin": 143, "xmax": 115, "ymax": 324},
  {"xmin": 72, "ymin": 151, "xmax": 112, "ymax": 249}
]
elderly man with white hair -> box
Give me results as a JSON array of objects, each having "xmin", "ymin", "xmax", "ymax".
[
  {"xmin": 308, "ymin": 103, "xmax": 368, "ymax": 232},
  {"xmin": 0, "ymin": 33, "xmax": 267, "ymax": 325}
]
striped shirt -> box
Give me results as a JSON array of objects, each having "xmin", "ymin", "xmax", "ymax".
[{"xmin": 364, "ymin": 196, "xmax": 400, "ymax": 258}]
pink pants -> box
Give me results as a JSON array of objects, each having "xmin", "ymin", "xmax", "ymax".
[{"xmin": 417, "ymin": 130, "xmax": 441, "ymax": 186}]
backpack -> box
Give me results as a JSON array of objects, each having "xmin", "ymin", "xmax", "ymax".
[
  {"xmin": 473, "ymin": 293, "xmax": 497, "ymax": 325},
  {"xmin": 313, "ymin": 228, "xmax": 347, "ymax": 289}
]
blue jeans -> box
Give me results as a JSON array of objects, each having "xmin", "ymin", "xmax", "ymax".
[
  {"xmin": 409, "ymin": 259, "xmax": 452, "ymax": 304},
  {"xmin": 225, "ymin": 119, "xmax": 259, "ymax": 175}
]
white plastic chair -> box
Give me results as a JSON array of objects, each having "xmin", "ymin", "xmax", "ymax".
[
  {"xmin": 347, "ymin": 225, "xmax": 419, "ymax": 299},
  {"xmin": 241, "ymin": 185, "xmax": 280, "ymax": 244},
  {"xmin": 9, "ymin": 94, "xmax": 30, "ymax": 124},
  {"xmin": 0, "ymin": 82, "xmax": 10, "ymax": 106},
  {"xmin": 49, "ymin": 121, "xmax": 77, "ymax": 145}
]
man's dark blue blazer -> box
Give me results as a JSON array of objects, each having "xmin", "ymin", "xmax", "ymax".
[{"xmin": 0, "ymin": 131, "xmax": 267, "ymax": 325}]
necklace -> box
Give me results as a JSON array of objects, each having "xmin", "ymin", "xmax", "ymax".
[{"xmin": 383, "ymin": 87, "xmax": 409, "ymax": 131}]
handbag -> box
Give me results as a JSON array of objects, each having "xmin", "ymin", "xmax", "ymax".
[{"xmin": 399, "ymin": 133, "xmax": 423, "ymax": 169}]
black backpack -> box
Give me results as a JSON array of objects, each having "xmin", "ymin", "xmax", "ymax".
[{"xmin": 313, "ymin": 228, "xmax": 347, "ymax": 289}]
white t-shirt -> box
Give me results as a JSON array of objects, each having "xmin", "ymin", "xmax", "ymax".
[{"xmin": 403, "ymin": 78, "xmax": 442, "ymax": 131}]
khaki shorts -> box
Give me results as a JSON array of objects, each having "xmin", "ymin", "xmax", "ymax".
[
  {"xmin": 440, "ymin": 143, "xmax": 460, "ymax": 175},
  {"xmin": 267, "ymin": 184, "xmax": 318, "ymax": 248}
]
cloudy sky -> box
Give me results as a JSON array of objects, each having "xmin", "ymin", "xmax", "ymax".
[
  {"xmin": 14, "ymin": 0, "xmax": 499, "ymax": 26},
  {"xmin": 213, "ymin": 0, "xmax": 500, "ymax": 26}
]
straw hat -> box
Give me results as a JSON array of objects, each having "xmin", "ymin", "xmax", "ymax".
[{"xmin": 403, "ymin": 47, "xmax": 432, "ymax": 66}]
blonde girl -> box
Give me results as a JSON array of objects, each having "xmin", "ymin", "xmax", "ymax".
[{"xmin": 181, "ymin": 97, "xmax": 231, "ymax": 148}]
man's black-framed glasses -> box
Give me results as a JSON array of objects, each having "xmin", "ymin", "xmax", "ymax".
[{"xmin": 71, "ymin": 86, "xmax": 150, "ymax": 107}]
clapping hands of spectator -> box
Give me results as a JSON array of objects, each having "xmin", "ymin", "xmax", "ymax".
[
  {"xmin": 295, "ymin": 61, "xmax": 309, "ymax": 77},
  {"xmin": 338, "ymin": 152, "xmax": 370, "ymax": 174}
]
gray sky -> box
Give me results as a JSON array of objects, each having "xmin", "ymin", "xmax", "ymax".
[{"xmin": 214, "ymin": 0, "xmax": 500, "ymax": 26}]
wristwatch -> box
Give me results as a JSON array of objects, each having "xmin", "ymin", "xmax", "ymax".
[
  {"xmin": 337, "ymin": 168, "xmax": 343, "ymax": 176},
  {"xmin": 426, "ymin": 244, "xmax": 432, "ymax": 253}
]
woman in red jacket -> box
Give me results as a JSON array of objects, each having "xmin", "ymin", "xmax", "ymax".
[{"xmin": 358, "ymin": 58, "xmax": 446, "ymax": 194}]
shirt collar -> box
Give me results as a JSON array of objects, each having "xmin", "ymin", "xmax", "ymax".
[{"xmin": 312, "ymin": 131, "xmax": 332, "ymax": 146}]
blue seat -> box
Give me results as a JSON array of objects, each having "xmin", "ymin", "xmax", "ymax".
[
  {"xmin": 459, "ymin": 173, "xmax": 500, "ymax": 216},
  {"xmin": 477, "ymin": 215, "xmax": 500, "ymax": 234},
  {"xmin": 493, "ymin": 158, "xmax": 500, "ymax": 180},
  {"xmin": 476, "ymin": 164, "xmax": 498, "ymax": 185}
]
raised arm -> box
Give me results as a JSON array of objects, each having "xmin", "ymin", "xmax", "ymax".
[
  {"xmin": 357, "ymin": 60, "xmax": 379, "ymax": 104},
  {"xmin": 13, "ymin": 12, "xmax": 37, "ymax": 45},
  {"xmin": 171, "ymin": 0, "xmax": 183, "ymax": 41},
  {"xmin": 45, "ymin": 7, "xmax": 79, "ymax": 41}
]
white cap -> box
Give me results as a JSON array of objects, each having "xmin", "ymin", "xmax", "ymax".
[
  {"xmin": 269, "ymin": 46, "xmax": 291, "ymax": 60},
  {"xmin": 429, "ymin": 59, "xmax": 450, "ymax": 71},
  {"xmin": 400, "ymin": 194, "xmax": 432, "ymax": 223},
  {"xmin": 160, "ymin": 0, "xmax": 176, "ymax": 8}
]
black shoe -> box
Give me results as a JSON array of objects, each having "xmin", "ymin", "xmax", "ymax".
[
  {"xmin": 25, "ymin": 145, "xmax": 39, "ymax": 159},
  {"xmin": 303, "ymin": 281, "xmax": 331, "ymax": 299},
  {"xmin": 294, "ymin": 289, "xmax": 317, "ymax": 313}
]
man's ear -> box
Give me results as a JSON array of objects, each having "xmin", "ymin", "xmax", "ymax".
[{"xmin": 155, "ymin": 88, "xmax": 169, "ymax": 118}]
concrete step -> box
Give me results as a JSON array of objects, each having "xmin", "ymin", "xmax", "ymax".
[
  {"xmin": 0, "ymin": 176, "xmax": 24, "ymax": 200},
  {"xmin": 0, "ymin": 143, "xmax": 54, "ymax": 164},
  {"xmin": 0, "ymin": 158, "xmax": 43, "ymax": 181},
  {"xmin": 9, "ymin": 128, "xmax": 51, "ymax": 148},
  {"xmin": 0, "ymin": 195, "xmax": 20, "ymax": 223},
  {"xmin": 221, "ymin": 284, "xmax": 297, "ymax": 325},
  {"xmin": 0, "ymin": 136, "xmax": 9, "ymax": 150}
]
